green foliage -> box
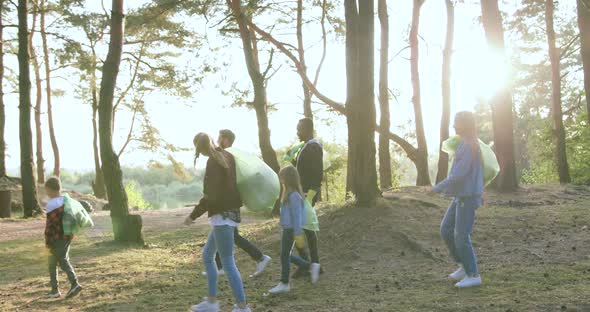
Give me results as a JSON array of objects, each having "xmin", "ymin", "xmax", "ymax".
[{"xmin": 125, "ymin": 181, "xmax": 152, "ymax": 210}]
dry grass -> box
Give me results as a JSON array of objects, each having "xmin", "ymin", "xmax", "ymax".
[{"xmin": 1, "ymin": 184, "xmax": 590, "ymax": 311}]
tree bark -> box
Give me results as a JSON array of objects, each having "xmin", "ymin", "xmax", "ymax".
[
  {"xmin": 480, "ymin": 0, "xmax": 518, "ymax": 191},
  {"xmin": 345, "ymin": 0, "xmax": 379, "ymax": 206},
  {"xmin": 29, "ymin": 2, "xmax": 45, "ymax": 183},
  {"xmin": 40, "ymin": 0, "xmax": 59, "ymax": 176},
  {"xmin": 378, "ymin": 0, "xmax": 392, "ymax": 190},
  {"xmin": 99, "ymin": 0, "xmax": 142, "ymax": 243},
  {"xmin": 297, "ymin": 0, "xmax": 312, "ymax": 118},
  {"xmin": 545, "ymin": 0, "xmax": 571, "ymax": 183},
  {"xmin": 0, "ymin": 0, "xmax": 6, "ymax": 178},
  {"xmin": 577, "ymin": 0, "xmax": 590, "ymax": 125},
  {"xmin": 436, "ymin": 0, "xmax": 454, "ymax": 184},
  {"xmin": 92, "ymin": 61, "xmax": 107, "ymax": 199},
  {"xmin": 18, "ymin": 0, "xmax": 41, "ymax": 217},
  {"xmin": 229, "ymin": 0, "xmax": 280, "ymax": 174},
  {"xmin": 409, "ymin": 0, "xmax": 431, "ymax": 186}
]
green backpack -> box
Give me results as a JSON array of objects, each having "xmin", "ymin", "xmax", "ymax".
[
  {"xmin": 441, "ymin": 136, "xmax": 500, "ymax": 186},
  {"xmin": 62, "ymin": 193, "xmax": 94, "ymax": 235}
]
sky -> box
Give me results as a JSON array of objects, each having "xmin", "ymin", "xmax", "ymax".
[{"xmin": 3, "ymin": 0, "xmax": 576, "ymax": 173}]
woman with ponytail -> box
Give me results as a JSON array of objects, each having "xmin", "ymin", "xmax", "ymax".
[
  {"xmin": 433, "ymin": 111, "xmax": 485, "ymax": 289},
  {"xmin": 184, "ymin": 133, "xmax": 251, "ymax": 312}
]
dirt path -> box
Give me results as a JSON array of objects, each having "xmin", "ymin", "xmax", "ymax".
[{"xmin": 0, "ymin": 207, "xmax": 260, "ymax": 242}]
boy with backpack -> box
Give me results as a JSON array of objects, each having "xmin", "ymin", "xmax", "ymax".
[{"xmin": 44, "ymin": 176, "xmax": 92, "ymax": 299}]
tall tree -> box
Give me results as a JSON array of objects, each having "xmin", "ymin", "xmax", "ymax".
[
  {"xmin": 40, "ymin": 0, "xmax": 59, "ymax": 176},
  {"xmin": 480, "ymin": 0, "xmax": 518, "ymax": 191},
  {"xmin": 345, "ymin": 0, "xmax": 379, "ymax": 205},
  {"xmin": 99, "ymin": 0, "xmax": 142, "ymax": 243},
  {"xmin": 0, "ymin": 0, "xmax": 5, "ymax": 178},
  {"xmin": 18, "ymin": 0, "xmax": 41, "ymax": 217},
  {"xmin": 297, "ymin": 0, "xmax": 312, "ymax": 118},
  {"xmin": 578, "ymin": 0, "xmax": 590, "ymax": 124},
  {"xmin": 436, "ymin": 0, "xmax": 454, "ymax": 183},
  {"xmin": 409, "ymin": 0, "xmax": 430, "ymax": 186},
  {"xmin": 29, "ymin": 0, "xmax": 45, "ymax": 183},
  {"xmin": 228, "ymin": 0, "xmax": 280, "ymax": 173},
  {"xmin": 545, "ymin": 0, "xmax": 570, "ymax": 183},
  {"xmin": 377, "ymin": 0, "xmax": 392, "ymax": 190}
]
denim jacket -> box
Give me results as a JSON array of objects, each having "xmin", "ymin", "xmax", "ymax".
[{"xmin": 434, "ymin": 140, "xmax": 484, "ymax": 199}]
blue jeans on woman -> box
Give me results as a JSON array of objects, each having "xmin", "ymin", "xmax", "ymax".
[
  {"xmin": 281, "ymin": 229, "xmax": 311, "ymax": 283},
  {"xmin": 202, "ymin": 225, "xmax": 246, "ymax": 304},
  {"xmin": 440, "ymin": 197, "xmax": 480, "ymax": 276}
]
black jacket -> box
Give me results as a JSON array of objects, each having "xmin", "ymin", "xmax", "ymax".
[
  {"xmin": 292, "ymin": 139, "xmax": 323, "ymax": 195},
  {"xmin": 190, "ymin": 149, "xmax": 242, "ymax": 223}
]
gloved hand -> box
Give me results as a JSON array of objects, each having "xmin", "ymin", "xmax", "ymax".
[
  {"xmin": 295, "ymin": 234, "xmax": 306, "ymax": 249},
  {"xmin": 305, "ymin": 190, "xmax": 317, "ymax": 204}
]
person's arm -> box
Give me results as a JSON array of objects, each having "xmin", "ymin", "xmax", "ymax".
[
  {"xmin": 289, "ymin": 193, "xmax": 304, "ymax": 236},
  {"xmin": 188, "ymin": 159, "xmax": 224, "ymax": 221},
  {"xmin": 434, "ymin": 142, "xmax": 473, "ymax": 193}
]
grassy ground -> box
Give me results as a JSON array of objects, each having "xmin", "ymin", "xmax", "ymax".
[{"xmin": 1, "ymin": 184, "xmax": 590, "ymax": 311}]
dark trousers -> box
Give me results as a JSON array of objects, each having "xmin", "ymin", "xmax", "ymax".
[
  {"xmin": 215, "ymin": 227, "xmax": 263, "ymax": 269},
  {"xmin": 48, "ymin": 239, "xmax": 78, "ymax": 290},
  {"xmin": 281, "ymin": 229, "xmax": 311, "ymax": 283},
  {"xmin": 295, "ymin": 229, "xmax": 320, "ymax": 264}
]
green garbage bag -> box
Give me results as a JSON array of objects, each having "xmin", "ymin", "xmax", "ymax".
[
  {"xmin": 62, "ymin": 193, "xmax": 94, "ymax": 235},
  {"xmin": 441, "ymin": 136, "xmax": 500, "ymax": 186},
  {"xmin": 303, "ymin": 199, "xmax": 320, "ymax": 232},
  {"xmin": 227, "ymin": 147, "xmax": 280, "ymax": 212},
  {"xmin": 283, "ymin": 142, "xmax": 305, "ymax": 163}
]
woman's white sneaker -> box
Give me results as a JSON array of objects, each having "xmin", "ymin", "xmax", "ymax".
[
  {"xmin": 232, "ymin": 304, "xmax": 252, "ymax": 312},
  {"xmin": 455, "ymin": 275, "xmax": 482, "ymax": 288},
  {"xmin": 253, "ymin": 255, "xmax": 272, "ymax": 277},
  {"xmin": 269, "ymin": 282, "xmax": 291, "ymax": 294},
  {"xmin": 191, "ymin": 300, "xmax": 220, "ymax": 312},
  {"xmin": 449, "ymin": 266, "xmax": 466, "ymax": 281}
]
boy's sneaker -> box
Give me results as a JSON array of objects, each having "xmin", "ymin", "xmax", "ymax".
[
  {"xmin": 449, "ymin": 266, "xmax": 466, "ymax": 281},
  {"xmin": 268, "ymin": 282, "xmax": 291, "ymax": 294},
  {"xmin": 191, "ymin": 300, "xmax": 220, "ymax": 312},
  {"xmin": 232, "ymin": 304, "xmax": 252, "ymax": 312},
  {"xmin": 201, "ymin": 269, "xmax": 225, "ymax": 277},
  {"xmin": 455, "ymin": 275, "xmax": 482, "ymax": 288},
  {"xmin": 46, "ymin": 290, "xmax": 61, "ymax": 299},
  {"xmin": 65, "ymin": 284, "xmax": 82, "ymax": 299},
  {"xmin": 310, "ymin": 263, "xmax": 321, "ymax": 284},
  {"xmin": 253, "ymin": 255, "xmax": 272, "ymax": 277}
]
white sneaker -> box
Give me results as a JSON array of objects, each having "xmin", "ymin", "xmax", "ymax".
[
  {"xmin": 253, "ymin": 255, "xmax": 272, "ymax": 277},
  {"xmin": 455, "ymin": 275, "xmax": 482, "ymax": 288},
  {"xmin": 310, "ymin": 263, "xmax": 321, "ymax": 284},
  {"xmin": 232, "ymin": 304, "xmax": 252, "ymax": 312},
  {"xmin": 448, "ymin": 266, "xmax": 466, "ymax": 281},
  {"xmin": 191, "ymin": 300, "xmax": 220, "ymax": 312},
  {"xmin": 268, "ymin": 282, "xmax": 291, "ymax": 294},
  {"xmin": 201, "ymin": 269, "xmax": 225, "ymax": 277}
]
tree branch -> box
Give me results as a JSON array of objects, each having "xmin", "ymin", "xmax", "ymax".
[{"xmin": 117, "ymin": 104, "xmax": 139, "ymax": 158}]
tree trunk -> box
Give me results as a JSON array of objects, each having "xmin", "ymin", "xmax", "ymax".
[
  {"xmin": 297, "ymin": 0, "xmax": 312, "ymax": 118},
  {"xmin": 18, "ymin": 0, "xmax": 41, "ymax": 217},
  {"xmin": 377, "ymin": 0, "xmax": 392, "ymax": 190},
  {"xmin": 410, "ymin": 0, "xmax": 431, "ymax": 186},
  {"xmin": 29, "ymin": 3, "xmax": 45, "ymax": 183},
  {"xmin": 98, "ymin": 0, "xmax": 143, "ymax": 243},
  {"xmin": 229, "ymin": 0, "xmax": 280, "ymax": 173},
  {"xmin": 480, "ymin": 0, "xmax": 518, "ymax": 191},
  {"xmin": 545, "ymin": 0, "xmax": 571, "ymax": 183},
  {"xmin": 345, "ymin": 0, "xmax": 379, "ymax": 206},
  {"xmin": 0, "ymin": 0, "xmax": 6, "ymax": 178},
  {"xmin": 40, "ymin": 0, "xmax": 59, "ymax": 176},
  {"xmin": 92, "ymin": 76, "xmax": 107, "ymax": 199},
  {"xmin": 578, "ymin": 0, "xmax": 590, "ymax": 125},
  {"xmin": 436, "ymin": 0, "xmax": 454, "ymax": 184}
]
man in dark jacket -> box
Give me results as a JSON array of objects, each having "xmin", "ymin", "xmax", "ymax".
[{"xmin": 291, "ymin": 118, "xmax": 323, "ymax": 281}]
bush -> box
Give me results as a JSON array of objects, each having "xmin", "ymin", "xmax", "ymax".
[{"xmin": 125, "ymin": 181, "xmax": 152, "ymax": 210}]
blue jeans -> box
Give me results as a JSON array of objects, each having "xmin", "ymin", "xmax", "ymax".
[
  {"xmin": 440, "ymin": 197, "xmax": 479, "ymax": 276},
  {"xmin": 202, "ymin": 225, "xmax": 246, "ymax": 304},
  {"xmin": 281, "ymin": 229, "xmax": 311, "ymax": 283}
]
